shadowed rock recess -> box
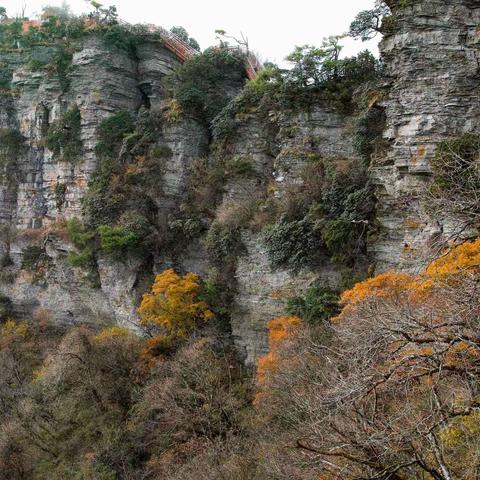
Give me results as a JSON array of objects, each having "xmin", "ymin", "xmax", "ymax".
[{"xmin": 0, "ymin": 0, "xmax": 478, "ymax": 366}]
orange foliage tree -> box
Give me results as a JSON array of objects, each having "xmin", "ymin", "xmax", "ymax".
[
  {"xmin": 253, "ymin": 239, "xmax": 480, "ymax": 479},
  {"xmin": 337, "ymin": 238, "xmax": 480, "ymax": 321},
  {"xmin": 256, "ymin": 316, "xmax": 302, "ymax": 395}
]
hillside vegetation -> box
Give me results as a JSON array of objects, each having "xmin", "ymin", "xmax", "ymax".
[
  {"xmin": 2, "ymin": 1, "xmax": 480, "ymax": 479},
  {"xmin": 2, "ymin": 241, "xmax": 480, "ymax": 479}
]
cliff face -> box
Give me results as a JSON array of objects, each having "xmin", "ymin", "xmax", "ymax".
[
  {"xmin": 220, "ymin": 105, "xmax": 360, "ymax": 363},
  {"xmin": 0, "ymin": 34, "xmax": 208, "ymax": 326},
  {"xmin": 1, "ymin": 1, "xmax": 479, "ymax": 364},
  {"xmin": 372, "ymin": 0, "xmax": 480, "ymax": 272}
]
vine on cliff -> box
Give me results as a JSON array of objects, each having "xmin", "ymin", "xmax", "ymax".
[{"xmin": 45, "ymin": 105, "xmax": 82, "ymax": 163}]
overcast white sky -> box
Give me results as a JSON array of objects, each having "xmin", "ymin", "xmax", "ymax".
[{"xmin": 2, "ymin": 0, "xmax": 380, "ymax": 64}]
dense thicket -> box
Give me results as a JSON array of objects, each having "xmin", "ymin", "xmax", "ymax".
[
  {"xmin": 254, "ymin": 240, "xmax": 480, "ymax": 479},
  {"xmin": 0, "ymin": 273, "xmax": 253, "ymax": 480},
  {"xmin": 3, "ymin": 240, "xmax": 480, "ymax": 479}
]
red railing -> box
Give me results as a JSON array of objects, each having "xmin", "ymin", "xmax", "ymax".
[
  {"xmin": 145, "ymin": 25, "xmax": 198, "ymax": 62},
  {"xmin": 147, "ymin": 24, "xmax": 261, "ymax": 80},
  {"xmin": 245, "ymin": 52, "xmax": 260, "ymax": 80}
]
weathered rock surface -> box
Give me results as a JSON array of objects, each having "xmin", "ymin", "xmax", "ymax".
[
  {"xmin": 371, "ymin": 0, "xmax": 480, "ymax": 272},
  {"xmin": 0, "ymin": 34, "xmax": 207, "ymax": 326},
  {"xmin": 1, "ymin": 0, "xmax": 480, "ymax": 365},
  {"xmin": 215, "ymin": 105, "xmax": 358, "ymax": 364}
]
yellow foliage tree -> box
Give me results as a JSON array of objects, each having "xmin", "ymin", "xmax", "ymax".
[
  {"xmin": 1, "ymin": 319, "xmax": 28, "ymax": 339},
  {"xmin": 138, "ymin": 269, "xmax": 214, "ymax": 338},
  {"xmin": 93, "ymin": 325, "xmax": 135, "ymax": 343}
]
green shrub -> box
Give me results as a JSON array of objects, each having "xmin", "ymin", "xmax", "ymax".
[
  {"xmin": 65, "ymin": 219, "xmax": 100, "ymax": 285},
  {"xmin": 263, "ymin": 216, "xmax": 323, "ymax": 271},
  {"xmin": 165, "ymin": 46, "xmax": 246, "ymax": 126},
  {"xmin": 21, "ymin": 12, "xmax": 86, "ymax": 46},
  {"xmin": 102, "ymin": 24, "xmax": 139, "ymax": 56},
  {"xmin": 54, "ymin": 182, "xmax": 67, "ymax": 209},
  {"xmin": 321, "ymin": 218, "xmax": 364, "ymax": 265},
  {"xmin": 320, "ymin": 168, "xmax": 374, "ymax": 221},
  {"xmin": 98, "ymin": 225, "xmax": 140, "ymax": 254},
  {"xmin": 205, "ymin": 221, "xmax": 244, "ymax": 263},
  {"xmin": 50, "ymin": 46, "xmax": 74, "ymax": 90},
  {"xmin": 67, "ymin": 218, "xmax": 95, "ymax": 249},
  {"xmin": 354, "ymin": 106, "xmax": 387, "ymax": 164},
  {"xmin": 262, "ymin": 158, "xmax": 375, "ymax": 270},
  {"xmin": 21, "ymin": 246, "xmax": 50, "ymax": 271},
  {"xmin": 102, "ymin": 24, "xmax": 155, "ymax": 57},
  {"xmin": 66, "ymin": 218, "xmax": 96, "ymax": 269},
  {"xmin": 95, "ymin": 111, "xmax": 135, "ymax": 158},
  {"xmin": 168, "ymin": 217, "xmax": 205, "ymax": 240},
  {"xmin": 319, "ymin": 164, "xmax": 375, "ymax": 265},
  {"xmin": 320, "ymin": 50, "xmax": 380, "ymax": 114},
  {"xmin": 83, "ymin": 155, "xmax": 159, "ymax": 233},
  {"xmin": 46, "ymin": 105, "xmax": 82, "ymax": 163},
  {"xmin": 286, "ymin": 286, "xmax": 339, "ymax": 324},
  {"xmin": 196, "ymin": 266, "xmax": 238, "ymax": 328},
  {"xmin": 82, "ymin": 157, "xmax": 122, "ymax": 227},
  {"xmin": 28, "ymin": 58, "xmax": 46, "ymax": 71},
  {"xmin": 67, "ymin": 247, "xmax": 94, "ymax": 268}
]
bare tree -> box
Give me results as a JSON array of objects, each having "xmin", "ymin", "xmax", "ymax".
[{"xmin": 255, "ymin": 260, "xmax": 480, "ymax": 479}]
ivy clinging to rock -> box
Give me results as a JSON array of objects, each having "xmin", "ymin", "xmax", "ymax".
[{"xmin": 45, "ymin": 105, "xmax": 82, "ymax": 163}]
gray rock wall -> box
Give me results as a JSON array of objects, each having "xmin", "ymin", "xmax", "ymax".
[
  {"xmin": 0, "ymin": 34, "xmax": 205, "ymax": 326},
  {"xmin": 371, "ymin": 0, "xmax": 480, "ymax": 272},
  {"xmin": 215, "ymin": 106, "xmax": 357, "ymax": 364}
]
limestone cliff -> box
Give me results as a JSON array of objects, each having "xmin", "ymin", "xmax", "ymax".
[
  {"xmin": 372, "ymin": 0, "xmax": 480, "ymax": 272},
  {"xmin": 0, "ymin": 32, "xmax": 208, "ymax": 326},
  {"xmin": 1, "ymin": 1, "xmax": 479, "ymax": 365}
]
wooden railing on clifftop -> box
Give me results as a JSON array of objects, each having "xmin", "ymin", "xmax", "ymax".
[{"xmin": 148, "ymin": 24, "xmax": 261, "ymax": 80}]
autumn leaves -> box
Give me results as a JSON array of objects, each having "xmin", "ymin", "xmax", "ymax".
[{"xmin": 253, "ymin": 239, "xmax": 480, "ymax": 478}]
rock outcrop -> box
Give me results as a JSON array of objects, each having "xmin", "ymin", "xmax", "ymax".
[
  {"xmin": 0, "ymin": 33, "xmax": 207, "ymax": 326},
  {"xmin": 372, "ymin": 0, "xmax": 480, "ymax": 272},
  {"xmin": 218, "ymin": 105, "xmax": 359, "ymax": 364},
  {"xmin": 1, "ymin": 0, "xmax": 479, "ymax": 364}
]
